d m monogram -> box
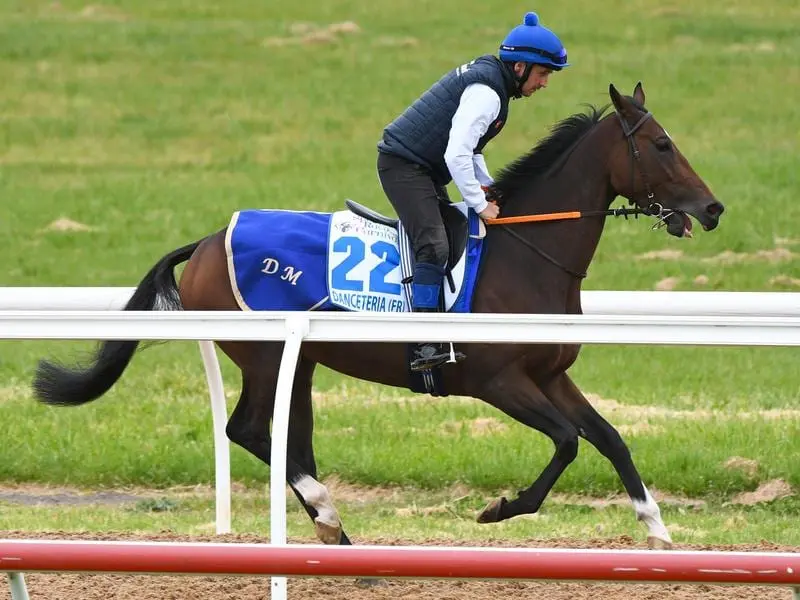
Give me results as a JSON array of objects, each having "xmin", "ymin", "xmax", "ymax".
[{"xmin": 261, "ymin": 258, "xmax": 303, "ymax": 285}]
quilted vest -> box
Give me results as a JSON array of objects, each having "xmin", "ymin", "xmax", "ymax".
[{"xmin": 378, "ymin": 55, "xmax": 515, "ymax": 184}]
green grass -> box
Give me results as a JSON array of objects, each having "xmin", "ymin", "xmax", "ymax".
[
  {"xmin": 1, "ymin": 0, "xmax": 799, "ymax": 544},
  {"xmin": 2, "ymin": 0, "xmax": 798, "ymax": 290},
  {"xmin": 1, "ymin": 369, "xmax": 798, "ymax": 499}
]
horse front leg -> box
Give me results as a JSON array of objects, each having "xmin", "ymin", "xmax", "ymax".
[
  {"xmin": 475, "ymin": 368, "xmax": 581, "ymax": 523},
  {"xmin": 540, "ymin": 372, "xmax": 672, "ymax": 549}
]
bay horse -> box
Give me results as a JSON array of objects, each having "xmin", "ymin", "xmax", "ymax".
[{"xmin": 33, "ymin": 83, "xmax": 724, "ymax": 549}]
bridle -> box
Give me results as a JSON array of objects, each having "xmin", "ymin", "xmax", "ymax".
[
  {"xmin": 618, "ymin": 109, "xmax": 655, "ymax": 204},
  {"xmin": 617, "ymin": 108, "xmax": 684, "ymax": 232},
  {"xmin": 489, "ymin": 107, "xmax": 683, "ymax": 279}
]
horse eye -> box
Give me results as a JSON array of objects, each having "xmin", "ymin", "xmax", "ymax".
[{"xmin": 654, "ymin": 138, "xmax": 672, "ymax": 152}]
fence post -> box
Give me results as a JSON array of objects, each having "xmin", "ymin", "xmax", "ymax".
[
  {"xmin": 198, "ymin": 340, "xmax": 231, "ymax": 535},
  {"xmin": 269, "ymin": 316, "xmax": 309, "ymax": 600},
  {"xmin": 7, "ymin": 572, "xmax": 29, "ymax": 600}
]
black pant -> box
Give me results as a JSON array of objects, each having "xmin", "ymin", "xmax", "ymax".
[{"xmin": 377, "ymin": 152, "xmax": 449, "ymax": 267}]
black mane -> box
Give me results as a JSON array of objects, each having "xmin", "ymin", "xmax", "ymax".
[{"xmin": 492, "ymin": 104, "xmax": 610, "ymax": 199}]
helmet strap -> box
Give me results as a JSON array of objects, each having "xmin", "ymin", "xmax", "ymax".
[
  {"xmin": 515, "ymin": 62, "xmax": 535, "ymax": 98},
  {"xmin": 503, "ymin": 61, "xmax": 535, "ymax": 99}
]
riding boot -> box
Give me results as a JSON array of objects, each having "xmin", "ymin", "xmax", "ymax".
[{"xmin": 409, "ymin": 262, "xmax": 466, "ymax": 372}]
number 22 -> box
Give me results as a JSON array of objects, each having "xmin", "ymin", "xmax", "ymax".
[{"xmin": 331, "ymin": 237, "xmax": 400, "ymax": 294}]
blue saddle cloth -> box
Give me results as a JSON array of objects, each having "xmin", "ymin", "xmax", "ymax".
[
  {"xmin": 225, "ymin": 206, "xmax": 486, "ymax": 313},
  {"xmin": 226, "ymin": 210, "xmax": 334, "ymax": 311}
]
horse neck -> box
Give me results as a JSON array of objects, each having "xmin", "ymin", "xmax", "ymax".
[{"xmin": 482, "ymin": 119, "xmax": 617, "ymax": 312}]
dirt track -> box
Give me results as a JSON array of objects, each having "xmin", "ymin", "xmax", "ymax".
[{"xmin": 2, "ymin": 531, "xmax": 797, "ymax": 599}]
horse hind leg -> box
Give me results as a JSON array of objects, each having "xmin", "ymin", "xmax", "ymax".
[
  {"xmin": 181, "ymin": 232, "xmax": 350, "ymax": 545},
  {"xmin": 221, "ymin": 342, "xmax": 347, "ymax": 545},
  {"xmin": 283, "ymin": 356, "xmax": 348, "ymax": 545},
  {"xmin": 541, "ymin": 372, "xmax": 672, "ymax": 549},
  {"xmin": 262, "ymin": 351, "xmax": 390, "ymax": 587}
]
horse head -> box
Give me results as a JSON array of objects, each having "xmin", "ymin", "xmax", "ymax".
[{"xmin": 607, "ymin": 82, "xmax": 725, "ymax": 238}]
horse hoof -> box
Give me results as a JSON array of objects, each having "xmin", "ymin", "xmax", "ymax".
[
  {"xmin": 314, "ymin": 518, "xmax": 342, "ymax": 545},
  {"xmin": 356, "ymin": 577, "xmax": 388, "ymax": 588},
  {"xmin": 477, "ymin": 497, "xmax": 506, "ymax": 523},
  {"xmin": 647, "ymin": 536, "xmax": 673, "ymax": 550}
]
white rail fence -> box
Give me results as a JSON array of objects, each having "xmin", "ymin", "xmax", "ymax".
[
  {"xmin": 3, "ymin": 287, "xmax": 800, "ymax": 315},
  {"xmin": 2, "ymin": 289, "xmax": 799, "ymax": 600}
]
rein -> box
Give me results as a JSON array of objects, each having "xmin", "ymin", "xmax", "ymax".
[
  {"xmin": 484, "ymin": 205, "xmax": 659, "ymax": 280},
  {"xmin": 484, "ymin": 204, "xmax": 655, "ymax": 226}
]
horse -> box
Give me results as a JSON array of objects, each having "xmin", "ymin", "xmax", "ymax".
[{"xmin": 33, "ymin": 83, "xmax": 724, "ymax": 550}]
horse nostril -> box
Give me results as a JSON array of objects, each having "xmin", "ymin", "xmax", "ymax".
[{"xmin": 706, "ymin": 201, "xmax": 724, "ymax": 217}]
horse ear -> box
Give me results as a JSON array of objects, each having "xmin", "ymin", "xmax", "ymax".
[
  {"xmin": 633, "ymin": 81, "xmax": 646, "ymax": 106},
  {"xmin": 609, "ymin": 83, "xmax": 625, "ymax": 113}
]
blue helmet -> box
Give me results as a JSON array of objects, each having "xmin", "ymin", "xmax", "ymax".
[{"xmin": 499, "ymin": 12, "xmax": 569, "ymax": 71}]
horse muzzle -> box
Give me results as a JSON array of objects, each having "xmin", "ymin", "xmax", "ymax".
[{"xmin": 663, "ymin": 198, "xmax": 724, "ymax": 238}]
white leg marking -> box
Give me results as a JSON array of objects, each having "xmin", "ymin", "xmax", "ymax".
[
  {"xmin": 293, "ymin": 475, "xmax": 340, "ymax": 527},
  {"xmin": 632, "ymin": 485, "xmax": 672, "ymax": 544}
]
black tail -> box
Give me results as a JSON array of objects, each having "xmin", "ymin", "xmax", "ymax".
[{"xmin": 33, "ymin": 240, "xmax": 202, "ymax": 406}]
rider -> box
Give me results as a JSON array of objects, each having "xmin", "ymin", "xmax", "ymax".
[{"xmin": 376, "ymin": 11, "xmax": 569, "ymax": 372}]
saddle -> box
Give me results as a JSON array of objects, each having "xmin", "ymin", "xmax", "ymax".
[{"xmin": 345, "ymin": 199, "xmax": 469, "ymax": 286}]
